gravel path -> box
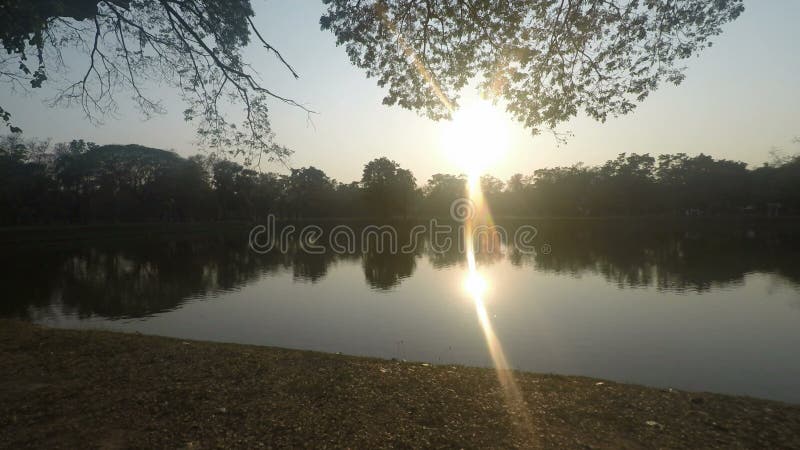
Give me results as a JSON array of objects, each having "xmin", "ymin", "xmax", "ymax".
[{"xmin": 1, "ymin": 320, "xmax": 798, "ymax": 449}]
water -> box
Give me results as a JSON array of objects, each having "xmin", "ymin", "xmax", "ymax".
[{"xmin": 2, "ymin": 220, "xmax": 799, "ymax": 403}]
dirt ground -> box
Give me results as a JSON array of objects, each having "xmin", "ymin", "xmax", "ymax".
[{"xmin": 1, "ymin": 320, "xmax": 798, "ymax": 449}]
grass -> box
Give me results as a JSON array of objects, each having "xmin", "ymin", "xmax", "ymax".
[{"xmin": 1, "ymin": 320, "xmax": 799, "ymax": 448}]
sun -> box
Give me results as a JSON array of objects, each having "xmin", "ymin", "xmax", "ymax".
[{"xmin": 440, "ymin": 98, "xmax": 510, "ymax": 183}]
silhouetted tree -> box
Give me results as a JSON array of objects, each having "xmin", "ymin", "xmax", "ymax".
[
  {"xmin": 70, "ymin": 144, "xmax": 213, "ymax": 221},
  {"xmin": 479, "ymin": 175, "xmax": 504, "ymax": 197},
  {"xmin": 361, "ymin": 157, "xmax": 416, "ymax": 218},
  {"xmin": 656, "ymin": 153, "xmax": 749, "ymax": 215},
  {"xmin": 285, "ymin": 166, "xmax": 335, "ymax": 218},
  {"xmin": 0, "ymin": 135, "xmax": 53, "ymax": 224},
  {"xmin": 750, "ymin": 155, "xmax": 800, "ymax": 216},
  {"xmin": 327, "ymin": 181, "xmax": 364, "ymax": 218},
  {"xmin": 530, "ymin": 163, "xmax": 594, "ymax": 216},
  {"xmin": 422, "ymin": 173, "xmax": 467, "ymax": 217},
  {"xmin": 596, "ymin": 153, "xmax": 656, "ymax": 214}
]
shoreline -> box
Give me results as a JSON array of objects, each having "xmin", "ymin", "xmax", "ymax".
[{"xmin": 1, "ymin": 320, "xmax": 798, "ymax": 448}]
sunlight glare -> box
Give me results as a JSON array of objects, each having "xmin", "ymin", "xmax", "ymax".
[
  {"xmin": 458, "ymin": 143, "xmax": 537, "ymax": 443},
  {"xmin": 441, "ymin": 99, "xmax": 510, "ymax": 179},
  {"xmin": 464, "ymin": 271, "xmax": 488, "ymax": 298}
]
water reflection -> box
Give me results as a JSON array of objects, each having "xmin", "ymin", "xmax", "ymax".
[
  {"xmin": 363, "ymin": 250, "xmax": 417, "ymax": 290},
  {"xmin": 2, "ymin": 220, "xmax": 799, "ymax": 320},
  {"xmin": 515, "ymin": 221, "xmax": 800, "ymax": 292},
  {"xmin": 4, "ymin": 235, "xmax": 286, "ymax": 319}
]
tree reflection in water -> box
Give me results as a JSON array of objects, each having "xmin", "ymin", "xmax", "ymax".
[{"xmin": 2, "ymin": 220, "xmax": 798, "ymax": 320}]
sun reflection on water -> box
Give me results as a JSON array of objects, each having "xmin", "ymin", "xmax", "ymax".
[
  {"xmin": 462, "ymin": 173, "xmax": 537, "ymax": 443},
  {"xmin": 433, "ymin": 82, "xmax": 535, "ymax": 441}
]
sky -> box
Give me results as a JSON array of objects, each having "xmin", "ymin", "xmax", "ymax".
[{"xmin": 1, "ymin": 0, "xmax": 799, "ymax": 184}]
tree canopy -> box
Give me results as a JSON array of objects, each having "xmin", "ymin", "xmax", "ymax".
[
  {"xmin": 1, "ymin": 0, "xmax": 744, "ymax": 162},
  {"xmin": 321, "ymin": 0, "xmax": 744, "ymax": 134},
  {"xmin": 361, "ymin": 157, "xmax": 417, "ymax": 217}
]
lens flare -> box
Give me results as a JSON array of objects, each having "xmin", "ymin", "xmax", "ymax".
[
  {"xmin": 462, "ymin": 179, "xmax": 537, "ymax": 444},
  {"xmin": 385, "ymin": 8, "xmax": 532, "ymax": 435}
]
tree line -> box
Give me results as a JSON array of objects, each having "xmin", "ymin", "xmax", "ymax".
[{"xmin": 1, "ymin": 135, "xmax": 798, "ymax": 225}]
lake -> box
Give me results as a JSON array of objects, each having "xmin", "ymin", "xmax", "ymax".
[{"xmin": 2, "ymin": 219, "xmax": 799, "ymax": 403}]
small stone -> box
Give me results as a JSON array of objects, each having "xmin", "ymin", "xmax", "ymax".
[{"xmin": 645, "ymin": 420, "xmax": 663, "ymax": 429}]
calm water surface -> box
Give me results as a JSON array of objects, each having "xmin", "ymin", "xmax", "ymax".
[{"xmin": 3, "ymin": 220, "xmax": 799, "ymax": 403}]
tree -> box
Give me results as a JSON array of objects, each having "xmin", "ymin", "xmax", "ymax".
[
  {"xmin": 285, "ymin": 166, "xmax": 335, "ymax": 218},
  {"xmin": 422, "ymin": 173, "xmax": 466, "ymax": 216},
  {"xmin": 479, "ymin": 175, "xmax": 504, "ymax": 197},
  {"xmin": 55, "ymin": 143, "xmax": 213, "ymax": 222},
  {"xmin": 655, "ymin": 153, "xmax": 748, "ymax": 215},
  {"xmin": 531, "ymin": 163, "xmax": 595, "ymax": 216},
  {"xmin": 330, "ymin": 181, "xmax": 365, "ymax": 217},
  {"xmin": 0, "ymin": 135, "xmax": 53, "ymax": 224},
  {"xmin": 321, "ymin": 0, "xmax": 744, "ymax": 134},
  {"xmin": 0, "ymin": 0, "xmax": 305, "ymax": 161},
  {"xmin": 211, "ymin": 160, "xmax": 246, "ymax": 218},
  {"xmin": 596, "ymin": 153, "xmax": 656, "ymax": 214},
  {"xmin": 251, "ymin": 172, "xmax": 285, "ymax": 219},
  {"xmin": 52, "ymin": 139, "xmax": 98, "ymax": 220},
  {"xmin": 502, "ymin": 173, "xmax": 533, "ymax": 216},
  {"xmin": 155, "ymin": 154, "xmax": 214, "ymax": 220},
  {"xmin": 506, "ymin": 174, "xmax": 527, "ymax": 195},
  {"xmin": 361, "ymin": 157, "xmax": 417, "ymax": 217}
]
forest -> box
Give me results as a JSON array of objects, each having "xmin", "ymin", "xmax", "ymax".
[{"xmin": 1, "ymin": 134, "xmax": 799, "ymax": 225}]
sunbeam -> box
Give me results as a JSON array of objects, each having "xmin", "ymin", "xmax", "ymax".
[
  {"xmin": 384, "ymin": 9, "xmax": 537, "ymax": 438},
  {"xmin": 462, "ymin": 176, "xmax": 537, "ymax": 444}
]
